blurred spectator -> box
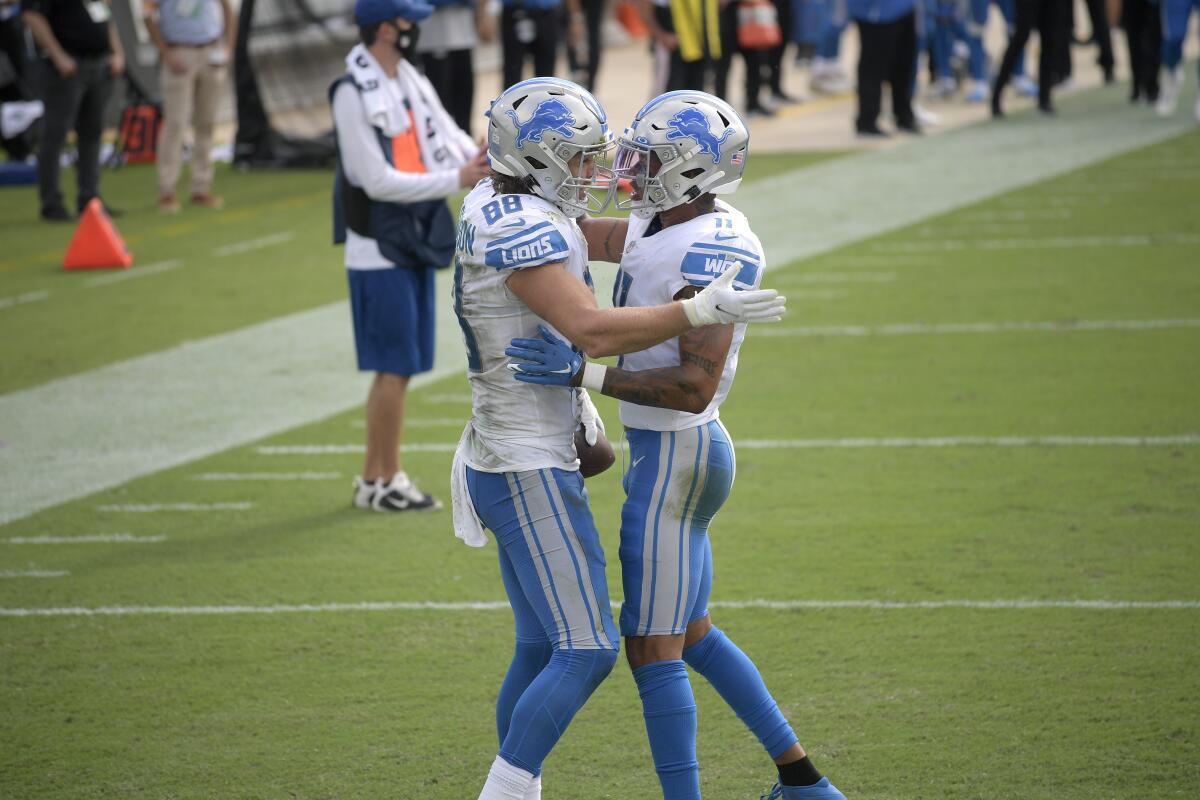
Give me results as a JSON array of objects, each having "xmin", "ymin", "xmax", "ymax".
[
  {"xmin": 763, "ymin": 0, "xmax": 799, "ymax": 102},
  {"xmin": 1155, "ymin": 0, "xmax": 1197, "ymax": 117},
  {"xmin": 143, "ymin": 0, "xmax": 235, "ymax": 213},
  {"xmin": 810, "ymin": 0, "xmax": 850, "ymax": 94},
  {"xmin": 991, "ymin": 0, "xmax": 1065, "ymax": 115},
  {"xmin": 501, "ymin": 0, "xmax": 582, "ymax": 88},
  {"xmin": 1, "ymin": 0, "xmax": 38, "ymax": 160},
  {"xmin": 1075, "ymin": 0, "xmax": 1113, "ymax": 83},
  {"xmin": 22, "ymin": 0, "xmax": 123, "ymax": 221},
  {"xmin": 565, "ymin": 0, "xmax": 604, "ymax": 90},
  {"xmin": 1122, "ymin": 0, "xmax": 1160, "ymax": 104},
  {"xmin": 638, "ymin": 0, "xmax": 724, "ymax": 93},
  {"xmin": 848, "ymin": 0, "xmax": 918, "ymax": 136},
  {"xmin": 416, "ymin": 0, "xmax": 492, "ymax": 134}
]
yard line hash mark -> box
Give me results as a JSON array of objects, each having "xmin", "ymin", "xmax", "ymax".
[
  {"xmin": 83, "ymin": 260, "xmax": 183, "ymax": 287},
  {"xmin": 6, "ymin": 534, "xmax": 166, "ymax": 544},
  {"xmin": 0, "ymin": 570, "xmax": 69, "ymax": 579},
  {"xmin": 0, "ymin": 290, "xmax": 49, "ymax": 310},
  {"xmin": 96, "ymin": 502, "xmax": 255, "ymax": 512},
  {"xmin": 192, "ymin": 472, "xmax": 341, "ymax": 481},
  {"xmin": 213, "ymin": 232, "xmax": 295, "ymax": 257}
]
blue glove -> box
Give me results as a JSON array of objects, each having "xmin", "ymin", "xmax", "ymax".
[{"xmin": 505, "ymin": 325, "xmax": 582, "ymax": 386}]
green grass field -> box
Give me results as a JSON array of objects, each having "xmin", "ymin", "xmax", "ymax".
[{"xmin": 1, "ymin": 126, "xmax": 1198, "ymax": 800}]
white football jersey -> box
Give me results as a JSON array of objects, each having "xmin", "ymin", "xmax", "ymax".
[
  {"xmin": 615, "ymin": 200, "xmax": 764, "ymax": 432},
  {"xmin": 453, "ymin": 181, "xmax": 592, "ymax": 472}
]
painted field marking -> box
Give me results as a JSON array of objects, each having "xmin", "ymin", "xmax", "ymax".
[
  {"xmin": 958, "ymin": 209, "xmax": 1074, "ymax": 222},
  {"xmin": 96, "ymin": 502, "xmax": 255, "ymax": 512},
  {"xmin": 192, "ymin": 472, "xmax": 341, "ymax": 481},
  {"xmin": 874, "ymin": 233, "xmax": 1200, "ymax": 252},
  {"xmin": 212, "ymin": 232, "xmax": 295, "ymax": 257},
  {"xmin": 2, "ymin": 598, "xmax": 1197, "ymax": 617},
  {"xmin": 755, "ymin": 319, "xmax": 1200, "ymax": 337},
  {"xmin": 83, "ymin": 260, "xmax": 184, "ymax": 288},
  {"xmin": 258, "ymin": 435, "xmax": 1200, "ymax": 456},
  {"xmin": 6, "ymin": 534, "xmax": 166, "ymax": 544},
  {"xmin": 0, "ymin": 570, "xmax": 69, "ymax": 579},
  {"xmin": 0, "ymin": 290, "xmax": 50, "ymax": 310}
]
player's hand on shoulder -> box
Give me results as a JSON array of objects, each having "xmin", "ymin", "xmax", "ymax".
[{"xmin": 506, "ymin": 325, "xmax": 583, "ymax": 386}]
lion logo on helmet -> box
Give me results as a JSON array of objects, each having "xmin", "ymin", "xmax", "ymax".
[
  {"xmin": 506, "ymin": 99, "xmax": 577, "ymax": 150},
  {"xmin": 665, "ymin": 107, "xmax": 732, "ymax": 164}
]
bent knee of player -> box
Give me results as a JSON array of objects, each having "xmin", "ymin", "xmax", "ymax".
[
  {"xmin": 624, "ymin": 632, "xmax": 687, "ymax": 669},
  {"xmin": 683, "ymin": 615, "xmax": 713, "ymax": 649}
]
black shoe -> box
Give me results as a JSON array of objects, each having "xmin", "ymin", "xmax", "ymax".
[
  {"xmin": 1130, "ymin": 88, "xmax": 1141, "ymax": 103},
  {"xmin": 40, "ymin": 205, "xmax": 74, "ymax": 223},
  {"xmin": 771, "ymin": 90, "xmax": 802, "ymax": 105},
  {"xmin": 855, "ymin": 124, "xmax": 889, "ymax": 138},
  {"xmin": 1038, "ymin": 103, "xmax": 1056, "ymax": 115},
  {"xmin": 896, "ymin": 119, "xmax": 922, "ymax": 134},
  {"xmin": 745, "ymin": 104, "xmax": 776, "ymax": 118},
  {"xmin": 991, "ymin": 98, "xmax": 1004, "ymax": 118},
  {"xmin": 78, "ymin": 198, "xmax": 124, "ymax": 218},
  {"xmin": 1103, "ymin": 66, "xmax": 1115, "ymax": 85}
]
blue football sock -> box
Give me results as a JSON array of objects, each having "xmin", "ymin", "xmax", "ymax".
[
  {"xmin": 683, "ymin": 626, "xmax": 798, "ymax": 758},
  {"xmin": 496, "ymin": 638, "xmax": 554, "ymax": 745},
  {"xmin": 499, "ymin": 647, "xmax": 617, "ymax": 776},
  {"xmin": 1162, "ymin": 40, "xmax": 1184, "ymax": 70},
  {"xmin": 633, "ymin": 660, "xmax": 701, "ymax": 800}
]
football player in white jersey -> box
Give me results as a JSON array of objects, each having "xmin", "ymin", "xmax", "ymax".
[
  {"xmin": 508, "ymin": 91, "xmax": 847, "ymax": 800},
  {"xmin": 451, "ymin": 78, "xmax": 788, "ymax": 800}
]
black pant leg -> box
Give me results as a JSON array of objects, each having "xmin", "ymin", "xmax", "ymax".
[
  {"xmin": 889, "ymin": 12, "xmax": 917, "ymax": 126},
  {"xmin": 994, "ymin": 0, "xmax": 1036, "ymax": 100},
  {"xmin": 73, "ymin": 58, "xmax": 112, "ymax": 210},
  {"xmin": 532, "ymin": 9, "xmax": 559, "ymax": 77},
  {"xmin": 856, "ymin": 18, "xmax": 895, "ymax": 130},
  {"xmin": 1084, "ymin": 0, "xmax": 1113, "ymax": 71},
  {"xmin": 1038, "ymin": 0, "xmax": 1062, "ymax": 107},
  {"xmin": 765, "ymin": 0, "xmax": 791, "ymax": 93},
  {"xmin": 713, "ymin": 2, "xmax": 738, "ymax": 99},
  {"xmin": 501, "ymin": 6, "xmax": 527, "ymax": 88},
  {"xmin": 449, "ymin": 49, "xmax": 475, "ymax": 134},
  {"xmin": 36, "ymin": 58, "xmax": 84, "ymax": 213}
]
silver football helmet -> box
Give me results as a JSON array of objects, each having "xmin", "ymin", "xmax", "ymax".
[
  {"xmin": 613, "ymin": 91, "xmax": 749, "ymax": 217},
  {"xmin": 486, "ymin": 77, "xmax": 614, "ymax": 218}
]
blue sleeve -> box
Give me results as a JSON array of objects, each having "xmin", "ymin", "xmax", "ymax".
[{"xmin": 679, "ymin": 238, "xmax": 762, "ymax": 289}]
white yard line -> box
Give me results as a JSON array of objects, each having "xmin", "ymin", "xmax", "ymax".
[
  {"xmin": 0, "ymin": 570, "xmax": 69, "ymax": 579},
  {"xmin": 96, "ymin": 502, "xmax": 254, "ymax": 512},
  {"xmin": 0, "ymin": 290, "xmax": 50, "ymax": 310},
  {"xmin": 873, "ymin": 233, "xmax": 1200, "ymax": 253},
  {"xmin": 83, "ymin": 260, "xmax": 184, "ymax": 288},
  {"xmin": 2, "ymin": 87, "xmax": 1193, "ymax": 527},
  {"xmin": 1, "ymin": 598, "xmax": 1196, "ymax": 617},
  {"xmin": 212, "ymin": 232, "xmax": 295, "ymax": 257},
  {"xmin": 755, "ymin": 319, "xmax": 1200, "ymax": 337},
  {"xmin": 192, "ymin": 472, "xmax": 341, "ymax": 481},
  {"xmin": 258, "ymin": 435, "xmax": 1200, "ymax": 455},
  {"xmin": 958, "ymin": 209, "xmax": 1074, "ymax": 222},
  {"xmin": 6, "ymin": 534, "xmax": 166, "ymax": 544}
]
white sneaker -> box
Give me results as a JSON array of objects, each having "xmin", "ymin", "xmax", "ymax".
[
  {"xmin": 371, "ymin": 471, "xmax": 442, "ymax": 512},
  {"xmin": 928, "ymin": 76, "xmax": 958, "ymax": 100},
  {"xmin": 964, "ymin": 80, "xmax": 988, "ymax": 103},
  {"xmin": 1157, "ymin": 67, "xmax": 1182, "ymax": 116},
  {"xmin": 352, "ymin": 476, "xmax": 376, "ymax": 509},
  {"xmin": 914, "ymin": 103, "xmax": 941, "ymax": 127},
  {"xmin": 1014, "ymin": 75, "xmax": 1038, "ymax": 97}
]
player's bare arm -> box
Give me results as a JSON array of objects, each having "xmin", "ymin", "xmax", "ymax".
[
  {"xmin": 597, "ymin": 319, "xmax": 734, "ymax": 414},
  {"xmin": 576, "ymin": 217, "xmax": 630, "ymax": 262}
]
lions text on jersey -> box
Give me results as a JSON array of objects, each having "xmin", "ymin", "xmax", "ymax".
[
  {"xmin": 453, "ymin": 181, "xmax": 594, "ymax": 472},
  {"xmin": 613, "ymin": 199, "xmax": 765, "ymax": 432}
]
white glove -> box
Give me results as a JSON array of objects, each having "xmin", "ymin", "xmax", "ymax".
[
  {"xmin": 578, "ymin": 389, "xmax": 605, "ymax": 447},
  {"xmin": 681, "ymin": 265, "xmax": 786, "ymax": 326}
]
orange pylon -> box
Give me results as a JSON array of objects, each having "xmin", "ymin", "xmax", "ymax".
[{"xmin": 63, "ymin": 198, "xmax": 132, "ymax": 270}]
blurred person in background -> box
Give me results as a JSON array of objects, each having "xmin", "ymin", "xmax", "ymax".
[
  {"xmin": 849, "ymin": 0, "xmax": 918, "ymax": 136},
  {"xmin": 991, "ymin": 0, "xmax": 1064, "ymax": 116},
  {"xmin": 639, "ymin": 0, "xmax": 724, "ymax": 93},
  {"xmin": 500, "ymin": 0, "xmax": 584, "ymax": 88},
  {"xmin": 331, "ymin": 0, "xmax": 489, "ymax": 512},
  {"xmin": 809, "ymin": 0, "xmax": 850, "ymax": 94},
  {"xmin": 1122, "ymin": 0, "xmax": 1160, "ymax": 104},
  {"xmin": 1155, "ymin": 0, "xmax": 1198, "ymax": 119},
  {"xmin": 1, "ymin": 0, "xmax": 38, "ymax": 161},
  {"xmin": 415, "ymin": 0, "xmax": 493, "ymax": 134},
  {"xmin": 565, "ymin": 0, "xmax": 604, "ymax": 90},
  {"xmin": 1073, "ymin": 0, "xmax": 1113, "ymax": 83},
  {"xmin": 21, "ymin": 0, "xmax": 123, "ymax": 221},
  {"xmin": 143, "ymin": 0, "xmax": 235, "ymax": 213}
]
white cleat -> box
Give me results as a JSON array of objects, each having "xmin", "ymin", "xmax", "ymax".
[
  {"xmin": 914, "ymin": 103, "xmax": 941, "ymax": 127},
  {"xmin": 1157, "ymin": 67, "xmax": 1182, "ymax": 116}
]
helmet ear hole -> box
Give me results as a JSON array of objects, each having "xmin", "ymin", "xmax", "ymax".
[
  {"xmin": 525, "ymin": 156, "xmax": 548, "ymax": 171},
  {"xmin": 680, "ymin": 167, "xmax": 705, "ymax": 179}
]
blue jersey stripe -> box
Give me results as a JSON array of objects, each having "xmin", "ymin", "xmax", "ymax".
[
  {"xmin": 643, "ymin": 431, "xmax": 676, "ymax": 636},
  {"xmin": 538, "ymin": 469, "xmax": 606, "ymax": 649},
  {"xmin": 486, "ymin": 221, "xmax": 554, "ymax": 249},
  {"xmin": 689, "ymin": 241, "xmax": 761, "ymax": 262},
  {"xmin": 671, "ymin": 425, "xmax": 705, "ymax": 632},
  {"xmin": 514, "ymin": 472, "xmax": 571, "ymax": 648}
]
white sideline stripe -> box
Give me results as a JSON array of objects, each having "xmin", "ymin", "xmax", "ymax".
[
  {"xmin": 2, "ymin": 598, "xmax": 1197, "ymax": 617},
  {"xmin": 4, "ymin": 86, "xmax": 1194, "ymax": 527},
  {"xmin": 192, "ymin": 472, "xmax": 341, "ymax": 481},
  {"xmin": 873, "ymin": 233, "xmax": 1200, "ymax": 253},
  {"xmin": 0, "ymin": 290, "xmax": 50, "ymax": 310},
  {"xmin": 258, "ymin": 435, "xmax": 1200, "ymax": 455},
  {"xmin": 6, "ymin": 534, "xmax": 166, "ymax": 544},
  {"xmin": 96, "ymin": 502, "xmax": 254, "ymax": 512},
  {"xmin": 212, "ymin": 232, "xmax": 295, "ymax": 257},
  {"xmin": 0, "ymin": 570, "xmax": 68, "ymax": 579},
  {"xmin": 958, "ymin": 209, "xmax": 1074, "ymax": 222},
  {"xmin": 83, "ymin": 260, "xmax": 183, "ymax": 287},
  {"xmin": 756, "ymin": 319, "xmax": 1200, "ymax": 337}
]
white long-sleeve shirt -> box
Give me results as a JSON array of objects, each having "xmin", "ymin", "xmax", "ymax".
[{"xmin": 332, "ymin": 79, "xmax": 462, "ymax": 269}]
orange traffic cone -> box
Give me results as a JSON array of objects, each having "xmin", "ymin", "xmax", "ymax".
[
  {"xmin": 616, "ymin": 1, "xmax": 648, "ymax": 39},
  {"xmin": 63, "ymin": 199, "xmax": 132, "ymax": 270}
]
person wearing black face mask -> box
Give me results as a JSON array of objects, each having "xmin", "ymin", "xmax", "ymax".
[{"xmin": 331, "ymin": 0, "xmax": 490, "ymax": 513}]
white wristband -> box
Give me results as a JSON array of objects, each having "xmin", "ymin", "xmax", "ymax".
[{"xmin": 581, "ymin": 362, "xmax": 607, "ymax": 392}]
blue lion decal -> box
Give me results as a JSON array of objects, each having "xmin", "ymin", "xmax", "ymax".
[
  {"xmin": 506, "ymin": 99, "xmax": 577, "ymax": 150},
  {"xmin": 665, "ymin": 107, "xmax": 732, "ymax": 164}
]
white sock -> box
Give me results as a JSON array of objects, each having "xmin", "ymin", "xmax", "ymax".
[
  {"xmin": 477, "ymin": 755, "xmax": 535, "ymax": 800},
  {"xmin": 523, "ymin": 774, "xmax": 542, "ymax": 800}
]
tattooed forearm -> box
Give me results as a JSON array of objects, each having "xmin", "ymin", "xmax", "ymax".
[
  {"xmin": 601, "ymin": 366, "xmax": 708, "ymax": 413},
  {"xmin": 680, "ymin": 350, "xmax": 717, "ymax": 377}
]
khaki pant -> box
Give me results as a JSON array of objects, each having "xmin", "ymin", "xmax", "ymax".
[{"xmin": 156, "ymin": 44, "xmax": 226, "ymax": 197}]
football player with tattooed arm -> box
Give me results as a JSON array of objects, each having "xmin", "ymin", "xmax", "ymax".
[
  {"xmin": 449, "ymin": 78, "xmax": 786, "ymax": 800},
  {"xmin": 508, "ymin": 91, "xmax": 848, "ymax": 800}
]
